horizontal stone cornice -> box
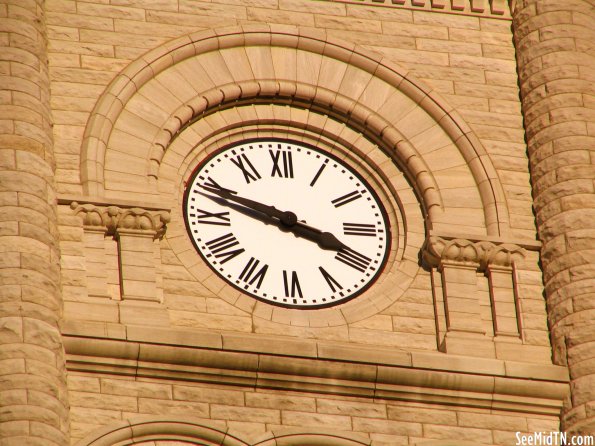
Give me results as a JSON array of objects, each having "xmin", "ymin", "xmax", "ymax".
[{"xmin": 62, "ymin": 321, "xmax": 568, "ymax": 416}]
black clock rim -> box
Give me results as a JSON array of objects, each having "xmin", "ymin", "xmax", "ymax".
[{"xmin": 182, "ymin": 137, "xmax": 393, "ymax": 310}]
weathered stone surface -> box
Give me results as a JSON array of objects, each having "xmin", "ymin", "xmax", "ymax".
[
  {"xmin": 0, "ymin": 1, "xmax": 69, "ymax": 444},
  {"xmin": 512, "ymin": 0, "xmax": 595, "ymax": 434}
]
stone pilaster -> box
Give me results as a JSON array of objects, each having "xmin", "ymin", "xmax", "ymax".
[
  {"xmin": 0, "ymin": 0, "xmax": 70, "ymax": 444},
  {"xmin": 511, "ymin": 0, "xmax": 595, "ymax": 435},
  {"xmin": 423, "ymin": 236, "xmax": 525, "ymax": 357},
  {"xmin": 69, "ymin": 201, "xmax": 170, "ymax": 302}
]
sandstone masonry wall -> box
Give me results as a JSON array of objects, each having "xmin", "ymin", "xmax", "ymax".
[
  {"xmin": 511, "ymin": 0, "xmax": 595, "ymax": 435},
  {"xmin": 67, "ymin": 371, "xmax": 561, "ymax": 446},
  {"xmin": 0, "ymin": 0, "xmax": 70, "ymax": 444},
  {"xmin": 0, "ymin": 0, "xmax": 580, "ymax": 445},
  {"xmin": 49, "ymin": 0, "xmax": 552, "ymax": 359}
]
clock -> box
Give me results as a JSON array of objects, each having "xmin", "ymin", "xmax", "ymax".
[{"xmin": 183, "ymin": 139, "xmax": 391, "ymax": 309}]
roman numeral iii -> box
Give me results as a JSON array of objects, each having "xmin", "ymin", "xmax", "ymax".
[{"xmin": 343, "ymin": 222, "xmax": 376, "ymax": 237}]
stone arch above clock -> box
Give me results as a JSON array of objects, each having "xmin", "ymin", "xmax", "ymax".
[
  {"xmin": 72, "ymin": 24, "xmax": 533, "ymax": 331},
  {"xmin": 81, "ymin": 24, "xmax": 510, "ymax": 239}
]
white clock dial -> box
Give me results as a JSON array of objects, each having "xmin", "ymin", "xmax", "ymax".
[{"xmin": 183, "ymin": 139, "xmax": 391, "ymax": 308}]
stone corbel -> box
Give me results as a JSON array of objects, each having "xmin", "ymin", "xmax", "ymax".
[
  {"xmin": 422, "ymin": 235, "xmax": 526, "ymax": 357},
  {"xmin": 422, "ymin": 236, "xmax": 525, "ymax": 271},
  {"xmin": 69, "ymin": 202, "xmax": 171, "ymax": 239}
]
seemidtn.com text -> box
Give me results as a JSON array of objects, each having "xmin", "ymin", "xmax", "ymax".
[{"xmin": 516, "ymin": 432, "xmax": 594, "ymax": 446}]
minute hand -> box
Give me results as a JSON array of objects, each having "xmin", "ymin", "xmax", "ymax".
[
  {"xmin": 202, "ymin": 186, "xmax": 347, "ymax": 251},
  {"xmin": 202, "ymin": 186, "xmax": 291, "ymax": 222}
]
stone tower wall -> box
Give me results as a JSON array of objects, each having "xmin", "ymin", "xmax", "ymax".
[
  {"xmin": 2, "ymin": 0, "xmax": 593, "ymax": 444},
  {"xmin": 511, "ymin": 0, "xmax": 595, "ymax": 435},
  {"xmin": 0, "ymin": 0, "xmax": 70, "ymax": 444}
]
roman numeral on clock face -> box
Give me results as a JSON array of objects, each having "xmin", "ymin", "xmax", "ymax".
[
  {"xmin": 238, "ymin": 257, "xmax": 268, "ymax": 289},
  {"xmin": 270, "ymin": 149, "xmax": 294, "ymax": 178},
  {"xmin": 319, "ymin": 266, "xmax": 343, "ymax": 292},
  {"xmin": 283, "ymin": 270, "xmax": 303, "ymax": 298},
  {"xmin": 192, "ymin": 208, "xmax": 230, "ymax": 226},
  {"xmin": 332, "ymin": 190, "xmax": 362, "ymax": 207},
  {"xmin": 201, "ymin": 176, "xmax": 236, "ymax": 195},
  {"xmin": 343, "ymin": 222, "xmax": 377, "ymax": 236},
  {"xmin": 205, "ymin": 233, "xmax": 245, "ymax": 264},
  {"xmin": 310, "ymin": 162, "xmax": 327, "ymax": 187},
  {"xmin": 335, "ymin": 247, "xmax": 372, "ymax": 273},
  {"xmin": 231, "ymin": 153, "xmax": 261, "ymax": 184}
]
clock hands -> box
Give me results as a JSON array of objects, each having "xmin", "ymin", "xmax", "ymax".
[
  {"xmin": 201, "ymin": 185, "xmax": 348, "ymax": 252},
  {"xmin": 202, "ymin": 185, "xmax": 297, "ymax": 226},
  {"xmin": 287, "ymin": 221, "xmax": 347, "ymax": 251}
]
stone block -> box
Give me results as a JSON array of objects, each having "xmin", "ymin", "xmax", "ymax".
[
  {"xmin": 69, "ymin": 390, "xmax": 138, "ymax": 412},
  {"xmin": 173, "ymin": 384, "xmax": 245, "ymax": 406},
  {"xmin": 352, "ymin": 417, "xmax": 422, "ymax": 436},
  {"xmin": 211, "ymin": 404, "xmax": 280, "ymax": 424},
  {"xmin": 100, "ymin": 377, "xmax": 172, "ymax": 399},
  {"xmin": 386, "ymin": 404, "xmax": 457, "ymax": 425},
  {"xmin": 137, "ymin": 398, "xmax": 209, "ymax": 417},
  {"xmin": 281, "ymin": 410, "xmax": 352, "ymax": 430},
  {"xmin": 458, "ymin": 410, "xmax": 528, "ymax": 430},
  {"xmin": 316, "ymin": 398, "xmax": 386, "ymax": 418}
]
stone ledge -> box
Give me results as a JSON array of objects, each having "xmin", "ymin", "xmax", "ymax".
[
  {"xmin": 58, "ymin": 194, "xmax": 171, "ymax": 212},
  {"xmin": 62, "ymin": 321, "xmax": 569, "ymax": 415},
  {"xmin": 428, "ymin": 230, "xmax": 541, "ymax": 251}
]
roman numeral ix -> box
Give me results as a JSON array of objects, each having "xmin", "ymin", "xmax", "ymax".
[{"xmin": 205, "ymin": 233, "xmax": 245, "ymax": 264}]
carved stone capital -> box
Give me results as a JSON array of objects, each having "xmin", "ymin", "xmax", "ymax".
[
  {"xmin": 422, "ymin": 236, "xmax": 525, "ymax": 270},
  {"xmin": 70, "ymin": 202, "xmax": 171, "ymax": 238}
]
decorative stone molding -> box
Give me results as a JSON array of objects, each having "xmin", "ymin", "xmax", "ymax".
[
  {"xmin": 80, "ymin": 25, "xmax": 510, "ymax": 237},
  {"xmin": 70, "ymin": 201, "xmax": 171, "ymax": 239},
  {"xmin": 330, "ymin": 0, "xmax": 510, "ymax": 17},
  {"xmin": 75, "ymin": 416, "xmax": 373, "ymax": 446},
  {"xmin": 63, "ymin": 323, "xmax": 569, "ymax": 418},
  {"xmin": 422, "ymin": 235, "xmax": 526, "ymax": 271}
]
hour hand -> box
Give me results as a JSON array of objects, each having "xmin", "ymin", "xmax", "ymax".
[{"xmin": 290, "ymin": 222, "xmax": 348, "ymax": 251}]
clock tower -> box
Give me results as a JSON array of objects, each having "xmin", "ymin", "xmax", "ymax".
[{"xmin": 1, "ymin": 1, "xmax": 593, "ymax": 444}]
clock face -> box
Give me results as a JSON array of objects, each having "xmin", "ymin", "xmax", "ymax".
[{"xmin": 183, "ymin": 139, "xmax": 390, "ymax": 309}]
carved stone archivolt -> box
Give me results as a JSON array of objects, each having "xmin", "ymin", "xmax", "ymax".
[
  {"xmin": 70, "ymin": 201, "xmax": 171, "ymax": 238},
  {"xmin": 422, "ymin": 235, "xmax": 526, "ymax": 271}
]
